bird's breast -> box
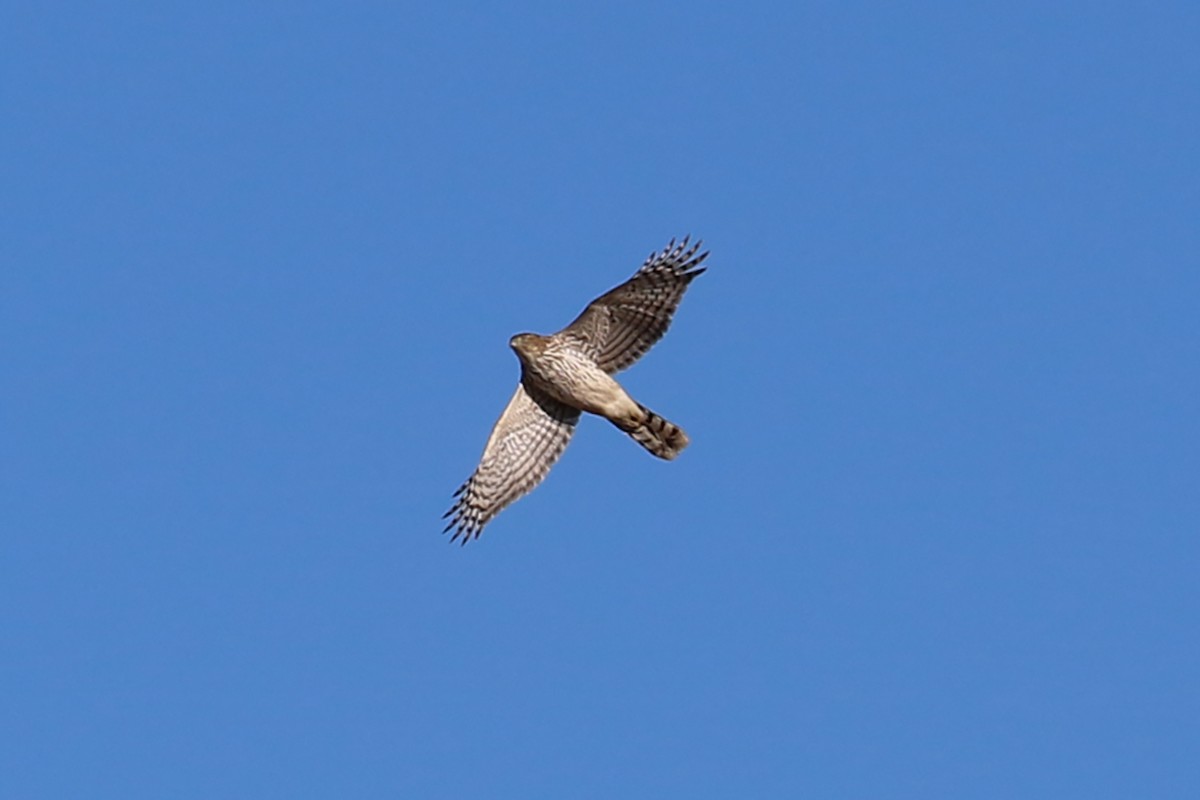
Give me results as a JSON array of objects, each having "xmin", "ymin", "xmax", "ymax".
[{"xmin": 525, "ymin": 347, "xmax": 634, "ymax": 419}]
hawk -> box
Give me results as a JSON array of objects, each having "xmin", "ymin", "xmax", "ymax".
[{"xmin": 443, "ymin": 237, "xmax": 709, "ymax": 543}]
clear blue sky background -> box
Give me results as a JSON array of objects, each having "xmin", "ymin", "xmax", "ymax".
[{"xmin": 4, "ymin": 3, "xmax": 1198, "ymax": 797}]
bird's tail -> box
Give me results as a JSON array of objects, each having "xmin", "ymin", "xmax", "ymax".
[{"xmin": 620, "ymin": 404, "xmax": 690, "ymax": 460}]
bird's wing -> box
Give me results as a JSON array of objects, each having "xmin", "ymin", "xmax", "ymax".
[
  {"xmin": 560, "ymin": 237, "xmax": 708, "ymax": 374},
  {"xmin": 443, "ymin": 381, "xmax": 580, "ymax": 543}
]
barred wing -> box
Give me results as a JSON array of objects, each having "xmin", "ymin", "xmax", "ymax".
[
  {"xmin": 443, "ymin": 382, "xmax": 580, "ymax": 543},
  {"xmin": 562, "ymin": 237, "xmax": 708, "ymax": 374}
]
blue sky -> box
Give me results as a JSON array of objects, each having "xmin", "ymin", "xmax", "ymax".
[{"xmin": 4, "ymin": 2, "xmax": 1198, "ymax": 797}]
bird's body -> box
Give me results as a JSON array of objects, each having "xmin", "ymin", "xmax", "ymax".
[
  {"xmin": 444, "ymin": 237, "xmax": 708, "ymax": 542},
  {"xmin": 511, "ymin": 334, "xmax": 640, "ymax": 422}
]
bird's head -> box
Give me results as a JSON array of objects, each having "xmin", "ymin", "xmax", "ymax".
[{"xmin": 509, "ymin": 332, "xmax": 539, "ymax": 360}]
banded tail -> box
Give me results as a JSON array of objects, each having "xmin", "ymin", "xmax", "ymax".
[{"xmin": 620, "ymin": 404, "xmax": 690, "ymax": 460}]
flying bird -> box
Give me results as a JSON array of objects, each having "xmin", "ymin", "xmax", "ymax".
[{"xmin": 443, "ymin": 237, "xmax": 709, "ymax": 543}]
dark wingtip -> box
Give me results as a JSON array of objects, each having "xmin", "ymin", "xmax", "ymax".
[
  {"xmin": 447, "ymin": 524, "xmax": 479, "ymax": 545},
  {"xmin": 443, "ymin": 510, "xmax": 483, "ymax": 544}
]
